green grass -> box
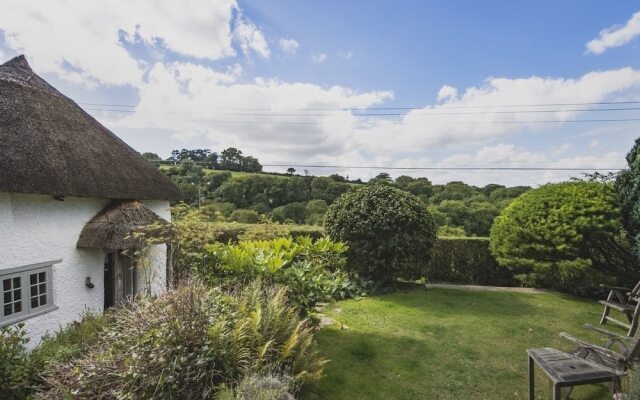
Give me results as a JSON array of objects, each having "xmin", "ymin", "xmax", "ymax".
[{"xmin": 302, "ymin": 288, "xmax": 619, "ymax": 400}]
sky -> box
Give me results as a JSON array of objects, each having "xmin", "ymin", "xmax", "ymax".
[{"xmin": 1, "ymin": 0, "xmax": 639, "ymax": 186}]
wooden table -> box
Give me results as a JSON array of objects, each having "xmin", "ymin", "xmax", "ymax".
[{"xmin": 527, "ymin": 347, "xmax": 620, "ymax": 400}]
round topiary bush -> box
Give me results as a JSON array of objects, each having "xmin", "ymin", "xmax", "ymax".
[
  {"xmin": 489, "ymin": 181, "xmax": 633, "ymax": 294},
  {"xmin": 325, "ymin": 183, "xmax": 437, "ymax": 285}
]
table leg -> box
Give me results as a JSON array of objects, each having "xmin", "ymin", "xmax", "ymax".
[
  {"xmin": 553, "ymin": 383, "xmax": 561, "ymax": 400},
  {"xmin": 528, "ymin": 355, "xmax": 534, "ymax": 400}
]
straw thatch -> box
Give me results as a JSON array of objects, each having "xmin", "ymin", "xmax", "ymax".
[
  {"xmin": 77, "ymin": 200, "xmax": 167, "ymax": 249},
  {"xmin": 0, "ymin": 55, "xmax": 181, "ymax": 201}
]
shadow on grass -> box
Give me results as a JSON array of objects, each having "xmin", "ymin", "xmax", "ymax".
[
  {"xmin": 302, "ymin": 327, "xmax": 611, "ymax": 400},
  {"xmin": 371, "ymin": 287, "xmax": 540, "ymax": 317}
]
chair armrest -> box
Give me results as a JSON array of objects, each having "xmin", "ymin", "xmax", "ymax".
[
  {"xmin": 583, "ymin": 324, "xmax": 630, "ymax": 340},
  {"xmin": 559, "ymin": 332, "xmax": 626, "ymax": 362}
]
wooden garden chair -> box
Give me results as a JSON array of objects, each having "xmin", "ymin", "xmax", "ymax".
[
  {"xmin": 527, "ymin": 324, "xmax": 640, "ymax": 400},
  {"xmin": 599, "ymin": 281, "xmax": 640, "ymax": 336}
]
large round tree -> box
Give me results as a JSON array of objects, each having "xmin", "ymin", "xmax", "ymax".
[
  {"xmin": 325, "ymin": 183, "xmax": 436, "ymax": 285},
  {"xmin": 616, "ymin": 138, "xmax": 640, "ymax": 260},
  {"xmin": 489, "ymin": 181, "xmax": 632, "ymax": 294}
]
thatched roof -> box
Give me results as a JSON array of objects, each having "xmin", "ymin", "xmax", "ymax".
[
  {"xmin": 0, "ymin": 55, "xmax": 180, "ymax": 201},
  {"xmin": 77, "ymin": 200, "xmax": 167, "ymax": 249}
]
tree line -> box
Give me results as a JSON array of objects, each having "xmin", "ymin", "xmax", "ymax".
[
  {"xmin": 143, "ymin": 147, "xmax": 262, "ymax": 172},
  {"xmin": 148, "ymin": 148, "xmax": 530, "ymax": 236}
]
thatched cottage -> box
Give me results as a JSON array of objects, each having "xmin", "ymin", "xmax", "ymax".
[{"xmin": 0, "ymin": 55, "xmax": 180, "ymax": 345}]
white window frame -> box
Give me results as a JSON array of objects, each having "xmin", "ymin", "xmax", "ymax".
[{"xmin": 1, "ymin": 260, "xmax": 61, "ymax": 326}]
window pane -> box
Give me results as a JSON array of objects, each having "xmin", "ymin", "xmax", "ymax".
[
  {"xmin": 14, "ymin": 289, "xmax": 21, "ymax": 301},
  {"xmin": 31, "ymin": 284, "xmax": 38, "ymax": 297},
  {"xmin": 3, "ymin": 279, "xmax": 10, "ymax": 291},
  {"xmin": 39, "ymin": 272, "xmax": 45, "ymax": 282},
  {"xmin": 4, "ymin": 303, "xmax": 12, "ymax": 316},
  {"xmin": 39, "ymin": 283, "xmax": 46, "ymax": 294},
  {"xmin": 30, "ymin": 274, "xmax": 37, "ymax": 285},
  {"xmin": 31, "ymin": 298, "xmax": 38, "ymax": 309},
  {"xmin": 4, "ymin": 291, "xmax": 11, "ymax": 304},
  {"xmin": 39, "ymin": 295, "xmax": 47, "ymax": 306},
  {"xmin": 13, "ymin": 277, "xmax": 20, "ymax": 288},
  {"xmin": 14, "ymin": 301, "xmax": 22, "ymax": 313}
]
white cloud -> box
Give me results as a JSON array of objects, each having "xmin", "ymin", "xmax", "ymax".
[
  {"xmin": 278, "ymin": 38, "xmax": 299, "ymax": 54},
  {"xmin": 310, "ymin": 53, "xmax": 327, "ymax": 63},
  {"xmin": 589, "ymin": 139, "xmax": 600, "ymax": 149},
  {"xmin": 426, "ymin": 144, "xmax": 624, "ymax": 186},
  {"xmin": 234, "ymin": 16, "xmax": 270, "ymax": 58},
  {"xmin": 0, "ymin": 0, "xmax": 259, "ymax": 86},
  {"xmin": 437, "ymin": 85, "xmax": 458, "ymax": 102},
  {"xmin": 587, "ymin": 10, "xmax": 640, "ymax": 54}
]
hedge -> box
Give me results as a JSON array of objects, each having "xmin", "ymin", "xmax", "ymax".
[
  {"xmin": 425, "ymin": 237, "xmax": 516, "ymax": 286},
  {"xmin": 214, "ymin": 222, "xmax": 325, "ymax": 243}
]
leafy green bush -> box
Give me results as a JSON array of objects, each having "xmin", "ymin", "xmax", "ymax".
[
  {"xmin": 217, "ymin": 372, "xmax": 296, "ymax": 400},
  {"xmin": 628, "ymin": 364, "xmax": 640, "ymax": 399},
  {"xmin": 325, "ymin": 184, "xmax": 437, "ymax": 285},
  {"xmin": 203, "ymin": 237, "xmax": 362, "ymax": 313},
  {"xmin": 436, "ymin": 225, "xmax": 467, "ymax": 237},
  {"xmin": 37, "ymin": 280, "xmax": 325, "ymax": 399},
  {"xmin": 230, "ymin": 209, "xmax": 261, "ymax": 223},
  {"xmin": 0, "ymin": 323, "xmax": 31, "ymax": 400},
  {"xmin": 426, "ymin": 237, "xmax": 516, "ymax": 286},
  {"xmin": 0, "ymin": 313, "xmax": 108, "ymax": 400},
  {"xmin": 490, "ymin": 181, "xmax": 633, "ymax": 294},
  {"xmin": 616, "ymin": 138, "xmax": 640, "ymax": 260}
]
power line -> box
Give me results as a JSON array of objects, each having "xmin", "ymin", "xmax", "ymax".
[
  {"xmin": 90, "ymin": 114, "xmax": 640, "ymax": 126},
  {"xmin": 83, "ymin": 106, "xmax": 640, "ymax": 117},
  {"xmin": 260, "ymin": 164, "xmax": 624, "ymax": 171},
  {"xmin": 79, "ymin": 100, "xmax": 640, "ymax": 111}
]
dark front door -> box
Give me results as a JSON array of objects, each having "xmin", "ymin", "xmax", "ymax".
[{"xmin": 104, "ymin": 252, "xmax": 115, "ymax": 309}]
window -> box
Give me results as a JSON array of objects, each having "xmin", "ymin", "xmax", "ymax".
[{"xmin": 1, "ymin": 260, "xmax": 60, "ymax": 326}]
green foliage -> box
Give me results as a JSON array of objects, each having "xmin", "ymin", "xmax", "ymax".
[
  {"xmin": 230, "ymin": 209, "xmax": 261, "ymax": 223},
  {"xmin": 272, "ymin": 202, "xmax": 308, "ymax": 224},
  {"xmin": 490, "ymin": 181, "xmax": 634, "ymax": 294},
  {"xmin": 217, "ymin": 372, "xmax": 296, "ymax": 400},
  {"xmin": 141, "ymin": 152, "xmax": 161, "ymax": 162},
  {"xmin": 0, "ymin": 323, "xmax": 31, "ymax": 400},
  {"xmin": 325, "ymin": 184, "xmax": 437, "ymax": 285},
  {"xmin": 616, "ymin": 138, "xmax": 640, "ymax": 261},
  {"xmin": 426, "ymin": 237, "xmax": 516, "ymax": 286},
  {"xmin": 436, "ymin": 225, "xmax": 467, "ymax": 237},
  {"xmin": 203, "ymin": 237, "xmax": 361, "ymax": 313},
  {"xmin": 37, "ymin": 280, "xmax": 325, "ymax": 399},
  {"xmin": 0, "ymin": 313, "xmax": 108, "ymax": 400},
  {"xmin": 628, "ymin": 365, "xmax": 640, "ymax": 400}
]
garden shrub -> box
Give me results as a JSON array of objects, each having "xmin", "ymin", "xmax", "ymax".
[
  {"xmin": 0, "ymin": 323, "xmax": 31, "ymax": 400},
  {"xmin": 217, "ymin": 372, "xmax": 296, "ymax": 400},
  {"xmin": 425, "ymin": 237, "xmax": 516, "ymax": 286},
  {"xmin": 490, "ymin": 181, "xmax": 634, "ymax": 295},
  {"xmin": 325, "ymin": 184, "xmax": 437, "ymax": 285},
  {"xmin": 616, "ymin": 138, "xmax": 640, "ymax": 261},
  {"xmin": 203, "ymin": 237, "xmax": 363, "ymax": 314},
  {"xmin": 0, "ymin": 313, "xmax": 108, "ymax": 400},
  {"xmin": 37, "ymin": 279, "xmax": 326, "ymax": 399},
  {"xmin": 230, "ymin": 209, "xmax": 261, "ymax": 223}
]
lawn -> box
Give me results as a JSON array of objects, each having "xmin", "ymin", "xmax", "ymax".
[{"xmin": 302, "ymin": 288, "xmax": 617, "ymax": 400}]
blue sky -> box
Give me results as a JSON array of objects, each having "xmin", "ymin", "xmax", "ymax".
[{"xmin": 1, "ymin": 1, "xmax": 639, "ymax": 185}]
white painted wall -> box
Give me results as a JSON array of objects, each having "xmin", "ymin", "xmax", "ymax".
[{"xmin": 0, "ymin": 192, "xmax": 171, "ymax": 347}]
